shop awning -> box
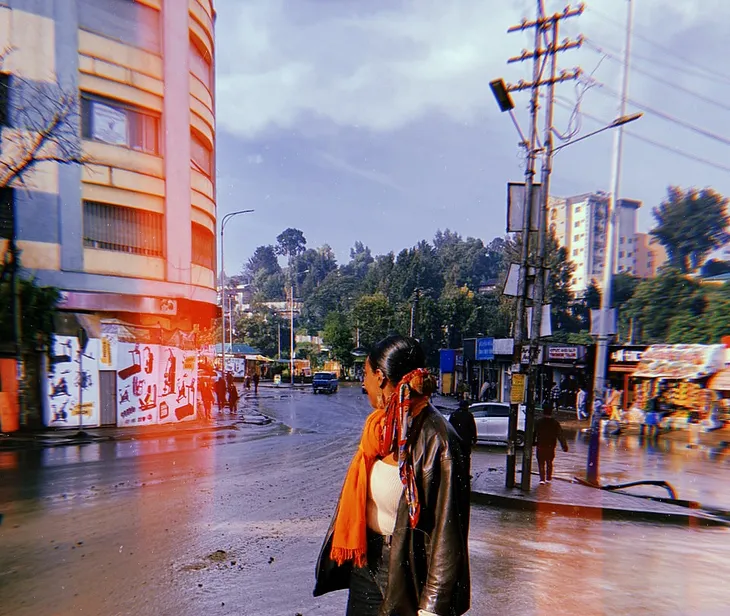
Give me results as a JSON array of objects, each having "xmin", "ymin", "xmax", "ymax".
[
  {"xmin": 632, "ymin": 344, "xmax": 726, "ymax": 380},
  {"xmin": 244, "ymin": 354, "xmax": 272, "ymax": 362},
  {"xmin": 708, "ymin": 368, "xmax": 730, "ymax": 390}
]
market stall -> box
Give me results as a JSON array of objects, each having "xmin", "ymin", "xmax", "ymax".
[{"xmin": 631, "ymin": 344, "xmax": 725, "ymax": 429}]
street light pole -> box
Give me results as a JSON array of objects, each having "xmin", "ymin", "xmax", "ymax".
[
  {"xmin": 220, "ymin": 209, "xmax": 254, "ymax": 378},
  {"xmin": 589, "ymin": 0, "xmax": 634, "ymax": 485}
]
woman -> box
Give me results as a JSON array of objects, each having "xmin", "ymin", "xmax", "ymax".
[{"xmin": 314, "ymin": 335, "xmax": 471, "ymax": 616}]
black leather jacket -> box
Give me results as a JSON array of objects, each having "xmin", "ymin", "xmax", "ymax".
[{"xmin": 314, "ymin": 404, "xmax": 471, "ymax": 616}]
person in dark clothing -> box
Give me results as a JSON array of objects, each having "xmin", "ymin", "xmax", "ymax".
[
  {"xmin": 253, "ymin": 371, "xmax": 260, "ymax": 394},
  {"xmin": 214, "ymin": 376, "xmax": 227, "ymax": 410},
  {"xmin": 200, "ymin": 380, "xmax": 214, "ymax": 420},
  {"xmin": 534, "ymin": 406, "xmax": 568, "ymax": 484},
  {"xmin": 449, "ymin": 400, "xmax": 478, "ymax": 478},
  {"xmin": 227, "ymin": 382, "xmax": 239, "ymax": 413}
]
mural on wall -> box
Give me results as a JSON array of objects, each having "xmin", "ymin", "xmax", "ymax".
[
  {"xmin": 158, "ymin": 348, "xmax": 198, "ymax": 424},
  {"xmin": 116, "ymin": 343, "xmax": 198, "ymax": 426},
  {"xmin": 117, "ymin": 343, "xmax": 160, "ymax": 427},
  {"xmin": 46, "ymin": 336, "xmax": 101, "ymax": 428}
]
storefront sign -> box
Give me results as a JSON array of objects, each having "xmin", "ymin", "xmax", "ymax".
[
  {"xmin": 611, "ymin": 347, "xmax": 645, "ymax": 364},
  {"xmin": 547, "ymin": 346, "xmax": 578, "ymax": 361},
  {"xmin": 493, "ymin": 339, "xmax": 514, "ymax": 356},
  {"xmin": 476, "ymin": 337, "xmax": 494, "ymax": 361},
  {"xmin": 520, "ymin": 346, "xmax": 544, "ymax": 365}
]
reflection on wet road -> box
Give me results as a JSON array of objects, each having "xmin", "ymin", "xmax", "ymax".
[{"xmin": 1, "ymin": 386, "xmax": 729, "ymax": 615}]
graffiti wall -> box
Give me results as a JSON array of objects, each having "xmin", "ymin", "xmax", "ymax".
[
  {"xmin": 116, "ymin": 343, "xmax": 198, "ymax": 427},
  {"xmin": 116, "ymin": 343, "xmax": 161, "ymax": 427},
  {"xmin": 46, "ymin": 336, "xmax": 101, "ymax": 428}
]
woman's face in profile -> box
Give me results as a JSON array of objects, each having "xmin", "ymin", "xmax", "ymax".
[{"xmin": 363, "ymin": 359, "xmax": 384, "ymax": 409}]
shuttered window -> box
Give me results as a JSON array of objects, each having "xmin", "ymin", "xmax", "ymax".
[
  {"xmin": 191, "ymin": 222, "xmax": 215, "ymax": 271},
  {"xmin": 83, "ymin": 201, "xmax": 164, "ymax": 257},
  {"xmin": 81, "ymin": 95, "xmax": 160, "ymax": 155}
]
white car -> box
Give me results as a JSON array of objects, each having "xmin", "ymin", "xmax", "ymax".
[{"xmin": 468, "ymin": 402, "xmax": 527, "ymax": 446}]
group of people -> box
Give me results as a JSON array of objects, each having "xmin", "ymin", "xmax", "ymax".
[{"xmin": 198, "ymin": 372, "xmax": 247, "ymax": 419}]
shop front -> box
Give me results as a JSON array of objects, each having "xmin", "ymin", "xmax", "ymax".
[
  {"xmin": 463, "ymin": 337, "xmax": 514, "ymax": 402},
  {"xmin": 608, "ymin": 345, "xmax": 647, "ymax": 410},
  {"xmin": 632, "ymin": 344, "xmax": 726, "ymax": 427},
  {"xmin": 534, "ymin": 345, "xmax": 589, "ymax": 410}
]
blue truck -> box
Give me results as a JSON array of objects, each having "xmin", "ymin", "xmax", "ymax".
[{"xmin": 312, "ymin": 372, "xmax": 339, "ymax": 394}]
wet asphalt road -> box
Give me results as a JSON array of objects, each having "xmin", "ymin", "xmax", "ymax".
[{"xmin": 1, "ymin": 385, "xmax": 730, "ymax": 615}]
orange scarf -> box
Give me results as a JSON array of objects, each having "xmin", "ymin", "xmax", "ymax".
[{"xmin": 330, "ymin": 368, "xmax": 436, "ymax": 567}]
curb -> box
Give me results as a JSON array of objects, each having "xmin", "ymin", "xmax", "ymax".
[{"xmin": 470, "ymin": 476, "xmax": 730, "ymax": 528}]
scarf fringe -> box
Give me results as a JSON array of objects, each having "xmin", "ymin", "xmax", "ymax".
[{"xmin": 331, "ymin": 547, "xmax": 367, "ymax": 568}]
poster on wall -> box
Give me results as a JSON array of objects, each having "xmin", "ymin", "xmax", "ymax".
[
  {"xmin": 158, "ymin": 347, "xmax": 198, "ymax": 425},
  {"xmin": 46, "ymin": 336, "xmax": 101, "ymax": 428},
  {"xmin": 116, "ymin": 343, "xmax": 160, "ymax": 427},
  {"xmin": 99, "ymin": 334, "xmax": 119, "ymax": 370},
  {"xmin": 92, "ymin": 101, "xmax": 128, "ymax": 146}
]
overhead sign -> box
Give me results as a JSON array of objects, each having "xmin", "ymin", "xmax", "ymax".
[
  {"xmin": 611, "ymin": 347, "xmax": 645, "ymax": 364},
  {"xmin": 475, "ymin": 337, "xmax": 494, "ymax": 361},
  {"xmin": 440, "ymin": 349, "xmax": 456, "ymax": 373},
  {"xmin": 503, "ymin": 263, "xmax": 550, "ymax": 300}
]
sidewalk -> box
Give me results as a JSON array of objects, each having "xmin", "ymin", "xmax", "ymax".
[
  {"xmin": 0, "ymin": 403, "xmax": 274, "ymax": 451},
  {"xmin": 471, "ymin": 467, "xmax": 729, "ymax": 527}
]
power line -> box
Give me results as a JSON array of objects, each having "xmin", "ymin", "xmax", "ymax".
[
  {"xmin": 553, "ymin": 99, "xmax": 730, "ymax": 174},
  {"xmin": 582, "ymin": 38, "xmax": 730, "ymax": 113},
  {"xmin": 585, "ymin": 78, "xmax": 730, "ymax": 149},
  {"xmin": 586, "ymin": 4, "xmax": 730, "ymax": 85}
]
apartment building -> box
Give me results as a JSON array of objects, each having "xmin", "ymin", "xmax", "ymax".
[
  {"xmin": 634, "ymin": 232, "xmax": 668, "ymax": 278},
  {"xmin": 1, "ymin": 0, "xmax": 217, "ymax": 332},
  {"xmin": 550, "ymin": 192, "xmax": 641, "ymax": 293}
]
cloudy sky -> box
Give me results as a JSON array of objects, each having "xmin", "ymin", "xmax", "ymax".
[{"xmin": 214, "ymin": 0, "xmax": 730, "ymax": 274}]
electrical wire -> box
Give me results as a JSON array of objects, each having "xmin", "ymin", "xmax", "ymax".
[
  {"xmin": 553, "ymin": 98, "xmax": 730, "ymax": 174},
  {"xmin": 587, "ymin": 4, "xmax": 730, "ymax": 85},
  {"xmin": 583, "ymin": 77, "xmax": 730, "ymax": 149},
  {"xmin": 582, "ymin": 38, "xmax": 730, "ymax": 113}
]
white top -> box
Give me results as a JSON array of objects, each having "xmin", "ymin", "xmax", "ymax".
[{"xmin": 366, "ymin": 459, "xmax": 404, "ymax": 535}]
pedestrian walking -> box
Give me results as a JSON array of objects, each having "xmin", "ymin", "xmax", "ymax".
[
  {"xmin": 534, "ymin": 405, "xmax": 568, "ymax": 484},
  {"xmin": 449, "ymin": 399, "xmax": 477, "ymax": 478},
  {"xmin": 253, "ymin": 371, "xmax": 260, "ymax": 394},
  {"xmin": 215, "ymin": 376, "xmax": 227, "ymax": 410},
  {"xmin": 576, "ymin": 387, "xmax": 587, "ymax": 421},
  {"xmin": 199, "ymin": 380, "xmax": 213, "ymax": 420},
  {"xmin": 314, "ymin": 335, "xmax": 471, "ymax": 616},
  {"xmin": 227, "ymin": 382, "xmax": 239, "ymax": 413}
]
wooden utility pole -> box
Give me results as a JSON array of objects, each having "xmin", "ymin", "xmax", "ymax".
[{"xmin": 503, "ymin": 1, "xmax": 583, "ymax": 489}]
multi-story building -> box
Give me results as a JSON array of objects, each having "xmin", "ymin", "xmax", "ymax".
[
  {"xmin": 634, "ymin": 232, "xmax": 668, "ymax": 278},
  {"xmin": 1, "ymin": 0, "xmax": 217, "ymax": 333},
  {"xmin": 550, "ymin": 192, "xmax": 641, "ymax": 293}
]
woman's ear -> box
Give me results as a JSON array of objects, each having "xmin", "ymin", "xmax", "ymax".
[{"xmin": 376, "ymin": 369, "xmax": 386, "ymax": 389}]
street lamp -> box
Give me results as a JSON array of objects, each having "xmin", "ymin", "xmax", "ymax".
[
  {"xmin": 220, "ymin": 209, "xmax": 254, "ymax": 378},
  {"xmin": 289, "ymin": 268, "xmax": 310, "ymax": 385},
  {"xmin": 552, "ymin": 112, "xmax": 642, "ymax": 153}
]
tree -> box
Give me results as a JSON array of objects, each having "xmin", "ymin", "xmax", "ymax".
[
  {"xmin": 625, "ymin": 269, "xmax": 705, "ymax": 343},
  {"xmin": 245, "ymin": 245, "xmax": 281, "ymax": 280},
  {"xmin": 233, "ymin": 305, "xmax": 284, "ymax": 359},
  {"xmin": 351, "ymin": 293, "xmax": 395, "ymax": 348},
  {"xmin": 322, "ymin": 312, "xmax": 355, "ymax": 369},
  {"xmin": 651, "ymin": 186, "xmax": 730, "ymax": 273},
  {"xmin": 275, "ymin": 228, "xmax": 307, "ymax": 262},
  {"xmin": 343, "ymin": 242, "xmax": 374, "ymax": 280}
]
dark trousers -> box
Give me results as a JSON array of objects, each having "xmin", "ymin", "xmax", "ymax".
[
  {"xmin": 536, "ymin": 447, "xmax": 555, "ymax": 482},
  {"xmin": 346, "ymin": 532, "xmax": 391, "ymax": 616}
]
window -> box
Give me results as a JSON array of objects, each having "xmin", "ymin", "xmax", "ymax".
[
  {"xmin": 81, "ymin": 95, "xmax": 160, "ymax": 155},
  {"xmin": 574, "ymin": 221, "xmax": 580, "ymax": 228},
  {"xmin": 0, "ymin": 187, "xmax": 13, "ymax": 239},
  {"xmin": 0, "ymin": 73, "xmax": 9, "ymax": 127},
  {"xmin": 619, "ymin": 251, "xmax": 624, "ymax": 258},
  {"xmin": 190, "ymin": 36, "xmax": 213, "ymax": 90},
  {"xmin": 191, "ymin": 130, "xmax": 213, "ymax": 176},
  {"xmin": 83, "ymin": 201, "xmax": 164, "ymax": 257},
  {"xmin": 620, "ymin": 237, "xmax": 624, "ymax": 244},
  {"xmin": 573, "ymin": 234, "xmax": 580, "ymax": 242},
  {"xmin": 573, "ymin": 249, "xmax": 579, "ymax": 256},
  {"xmin": 192, "ymin": 222, "xmax": 215, "ymax": 270}
]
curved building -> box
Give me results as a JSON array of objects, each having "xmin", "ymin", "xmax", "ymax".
[{"xmin": 2, "ymin": 0, "xmax": 217, "ymax": 331}]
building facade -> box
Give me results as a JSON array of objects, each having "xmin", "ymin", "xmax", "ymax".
[
  {"xmin": 1, "ymin": 0, "xmax": 217, "ymax": 332},
  {"xmin": 634, "ymin": 232, "xmax": 668, "ymax": 278},
  {"xmin": 550, "ymin": 192, "xmax": 641, "ymax": 293}
]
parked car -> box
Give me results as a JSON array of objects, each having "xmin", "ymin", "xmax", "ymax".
[
  {"xmin": 313, "ymin": 372, "xmax": 339, "ymax": 394},
  {"xmin": 457, "ymin": 402, "xmax": 527, "ymax": 446}
]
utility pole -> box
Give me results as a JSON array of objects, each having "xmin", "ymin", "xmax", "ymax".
[
  {"xmin": 589, "ymin": 0, "xmax": 634, "ymax": 485},
  {"xmin": 409, "ymin": 288, "xmax": 420, "ymax": 338},
  {"xmin": 503, "ymin": 1, "xmax": 583, "ymax": 489}
]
